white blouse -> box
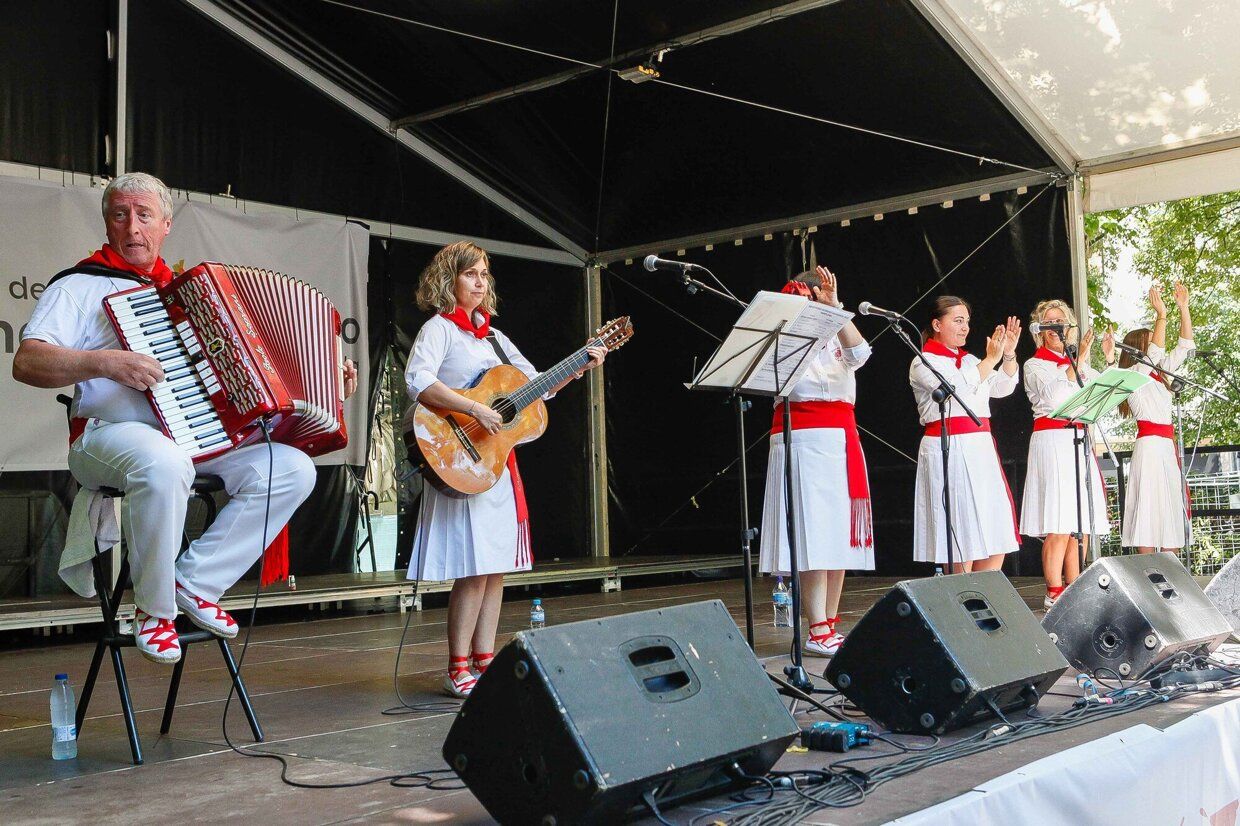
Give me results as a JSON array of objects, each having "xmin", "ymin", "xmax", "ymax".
[
  {"xmin": 909, "ymin": 350, "xmax": 1018, "ymax": 425},
  {"xmin": 1127, "ymin": 337, "xmax": 1194, "ymax": 425},
  {"xmin": 777, "ymin": 337, "xmax": 871, "ymax": 405},
  {"xmin": 1023, "ymin": 357, "xmax": 1097, "ymax": 419},
  {"xmin": 404, "ymin": 314, "xmax": 540, "ymax": 401}
]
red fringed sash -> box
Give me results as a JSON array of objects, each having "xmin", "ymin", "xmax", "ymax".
[{"xmin": 770, "ymin": 400, "xmax": 873, "ymax": 549}]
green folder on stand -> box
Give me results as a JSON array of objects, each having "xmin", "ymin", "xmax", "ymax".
[{"xmin": 1049, "ymin": 367, "xmax": 1151, "ymax": 424}]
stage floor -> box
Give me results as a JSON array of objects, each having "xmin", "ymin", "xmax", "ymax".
[{"xmin": 1, "ymin": 576, "xmax": 1234, "ymax": 825}]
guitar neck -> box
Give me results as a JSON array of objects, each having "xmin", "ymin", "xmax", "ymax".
[{"xmin": 507, "ymin": 339, "xmax": 601, "ymax": 412}]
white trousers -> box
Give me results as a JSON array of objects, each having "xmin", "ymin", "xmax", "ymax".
[{"xmin": 68, "ymin": 420, "xmax": 317, "ymax": 619}]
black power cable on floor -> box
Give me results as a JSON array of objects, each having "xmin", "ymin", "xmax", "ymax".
[{"xmin": 217, "ymin": 423, "xmax": 463, "ymax": 791}]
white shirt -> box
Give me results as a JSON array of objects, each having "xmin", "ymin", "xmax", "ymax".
[
  {"xmin": 909, "ymin": 349, "xmax": 1018, "ymax": 425},
  {"xmin": 22, "ymin": 272, "xmax": 160, "ymax": 427},
  {"xmin": 1023, "ymin": 355, "xmax": 1097, "ymax": 419},
  {"xmin": 404, "ymin": 313, "xmax": 540, "ymax": 400},
  {"xmin": 776, "ymin": 337, "xmax": 871, "ymax": 405},
  {"xmin": 1127, "ymin": 338, "xmax": 1194, "ymax": 425}
]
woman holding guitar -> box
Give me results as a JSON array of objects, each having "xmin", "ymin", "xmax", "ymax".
[{"xmin": 404, "ymin": 241, "xmax": 606, "ymax": 698}]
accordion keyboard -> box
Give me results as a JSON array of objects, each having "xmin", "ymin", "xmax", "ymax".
[{"xmin": 106, "ymin": 287, "xmax": 232, "ymax": 458}]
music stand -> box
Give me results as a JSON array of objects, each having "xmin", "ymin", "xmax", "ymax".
[
  {"xmin": 689, "ymin": 290, "xmax": 850, "ymax": 690},
  {"xmin": 1050, "ymin": 368, "xmax": 1150, "ymax": 569}
]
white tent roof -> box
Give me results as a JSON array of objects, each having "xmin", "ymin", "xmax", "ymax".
[{"xmin": 918, "ymin": 0, "xmax": 1240, "ymax": 210}]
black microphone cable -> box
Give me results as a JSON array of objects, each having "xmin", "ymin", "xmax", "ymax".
[{"xmin": 218, "ymin": 421, "xmax": 462, "ymax": 790}]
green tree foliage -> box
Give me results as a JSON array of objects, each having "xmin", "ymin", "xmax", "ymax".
[{"xmin": 1086, "ymin": 191, "xmax": 1240, "ymax": 445}]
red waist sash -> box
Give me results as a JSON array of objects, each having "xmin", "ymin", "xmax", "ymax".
[
  {"xmin": 1136, "ymin": 421, "xmax": 1175, "ymax": 440},
  {"xmin": 770, "ymin": 400, "xmax": 872, "ymax": 549},
  {"xmin": 1032, "ymin": 416, "xmax": 1084, "ymax": 432},
  {"xmin": 924, "ymin": 417, "xmax": 990, "ymax": 437}
]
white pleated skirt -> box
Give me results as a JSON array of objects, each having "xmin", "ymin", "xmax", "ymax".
[
  {"xmin": 1122, "ymin": 435, "xmax": 1189, "ymax": 549},
  {"xmin": 759, "ymin": 428, "xmax": 875, "ymax": 574},
  {"xmin": 406, "ymin": 467, "xmax": 531, "ymax": 581},
  {"xmin": 1019, "ymin": 429, "xmax": 1111, "ymax": 537},
  {"xmin": 914, "ymin": 432, "xmax": 1020, "ymax": 564}
]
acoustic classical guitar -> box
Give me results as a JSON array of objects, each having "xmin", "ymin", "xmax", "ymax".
[{"xmin": 403, "ymin": 317, "xmax": 633, "ymax": 496}]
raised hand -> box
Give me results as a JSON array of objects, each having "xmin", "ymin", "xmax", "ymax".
[
  {"xmin": 812, "ymin": 265, "xmax": 840, "ymax": 307},
  {"xmin": 1149, "ymin": 284, "xmax": 1167, "ymax": 318},
  {"xmin": 1003, "ymin": 316, "xmax": 1022, "ymax": 356},
  {"xmin": 1080, "ymin": 328, "xmax": 1095, "ymax": 354},
  {"xmin": 99, "ymin": 349, "xmax": 165, "ymax": 392},
  {"xmin": 1101, "ymin": 327, "xmax": 1116, "ymax": 364},
  {"xmin": 985, "ymin": 325, "xmax": 1005, "ymax": 360},
  {"xmin": 1173, "ymin": 281, "xmax": 1189, "ymax": 308}
]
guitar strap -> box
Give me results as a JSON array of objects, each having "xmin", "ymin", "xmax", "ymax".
[
  {"xmin": 485, "ymin": 332, "xmax": 511, "ymax": 366},
  {"xmin": 483, "ymin": 332, "xmax": 532, "ymax": 567}
]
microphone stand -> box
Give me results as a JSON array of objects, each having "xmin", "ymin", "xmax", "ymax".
[
  {"xmin": 1060, "ymin": 335, "xmax": 1098, "ymax": 573},
  {"xmin": 674, "ymin": 271, "xmax": 761, "ymax": 650},
  {"xmin": 1117, "ymin": 344, "xmax": 1226, "ymax": 555},
  {"xmin": 884, "ymin": 315, "xmax": 982, "ymax": 572},
  {"xmin": 1198, "ymin": 352, "xmax": 1240, "ymax": 400}
]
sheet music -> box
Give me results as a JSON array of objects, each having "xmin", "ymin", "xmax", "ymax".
[{"xmin": 691, "ymin": 290, "xmax": 853, "ymax": 396}]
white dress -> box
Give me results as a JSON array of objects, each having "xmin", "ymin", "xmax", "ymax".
[
  {"xmin": 759, "ymin": 338, "xmax": 876, "ymax": 574},
  {"xmin": 1122, "ymin": 338, "xmax": 1194, "ymax": 549},
  {"xmin": 910, "ymin": 348, "xmax": 1021, "ymax": 564},
  {"xmin": 1019, "ymin": 355, "xmax": 1111, "ymax": 537},
  {"xmin": 404, "ymin": 314, "xmax": 542, "ymax": 580}
]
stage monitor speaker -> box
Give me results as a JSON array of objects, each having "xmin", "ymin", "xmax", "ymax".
[
  {"xmin": 1043, "ymin": 552, "xmax": 1233, "ymax": 679},
  {"xmin": 442, "ymin": 600, "xmax": 799, "ymax": 825},
  {"xmin": 825, "ymin": 571, "xmax": 1067, "ymax": 734}
]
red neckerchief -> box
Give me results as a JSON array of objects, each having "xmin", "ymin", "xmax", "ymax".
[
  {"xmin": 78, "ymin": 244, "xmax": 174, "ymax": 288},
  {"xmin": 923, "ymin": 338, "xmax": 967, "ymax": 369},
  {"xmin": 440, "ymin": 306, "xmax": 491, "ymax": 339},
  {"xmin": 1032, "ymin": 346, "xmax": 1072, "ymax": 367}
]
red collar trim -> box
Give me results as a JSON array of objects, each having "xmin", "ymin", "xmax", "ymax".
[
  {"xmin": 77, "ymin": 244, "xmax": 174, "ymax": 287},
  {"xmin": 922, "ymin": 338, "xmax": 967, "ymax": 368},
  {"xmin": 1032, "ymin": 346, "xmax": 1073, "ymax": 367},
  {"xmin": 440, "ymin": 306, "xmax": 491, "ymax": 339}
]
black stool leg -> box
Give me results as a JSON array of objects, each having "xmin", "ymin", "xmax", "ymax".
[
  {"xmin": 76, "ymin": 637, "xmax": 106, "ymax": 735},
  {"xmin": 218, "ymin": 638, "xmax": 264, "ymax": 742},
  {"xmin": 161, "ymin": 646, "xmax": 188, "ymax": 735},
  {"xmin": 111, "ymin": 643, "xmax": 143, "ymax": 765}
]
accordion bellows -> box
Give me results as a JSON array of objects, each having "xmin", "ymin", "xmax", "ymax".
[{"xmin": 104, "ymin": 261, "xmax": 348, "ymax": 462}]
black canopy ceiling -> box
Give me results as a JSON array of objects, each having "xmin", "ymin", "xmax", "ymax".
[{"xmin": 207, "ymin": 0, "xmax": 1056, "ymax": 253}]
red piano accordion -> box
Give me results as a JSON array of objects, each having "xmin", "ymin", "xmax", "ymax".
[{"xmin": 103, "ymin": 261, "xmax": 348, "ymax": 462}]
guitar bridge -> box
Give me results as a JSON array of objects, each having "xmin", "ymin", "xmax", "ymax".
[{"xmin": 448, "ymin": 416, "xmax": 481, "ymax": 462}]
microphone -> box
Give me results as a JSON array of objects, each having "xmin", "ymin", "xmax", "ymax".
[
  {"xmin": 857, "ymin": 301, "xmax": 904, "ymax": 321},
  {"xmin": 1194, "ymin": 349, "xmax": 1221, "ymax": 358},
  {"xmin": 1029, "ymin": 321, "xmax": 1076, "ymax": 335},
  {"xmin": 1113, "ymin": 341, "xmax": 1144, "ymax": 357},
  {"xmin": 643, "ymin": 254, "xmax": 704, "ymax": 274}
]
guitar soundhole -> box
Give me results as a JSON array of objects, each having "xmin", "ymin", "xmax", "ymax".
[{"xmin": 492, "ymin": 397, "xmax": 517, "ymax": 425}]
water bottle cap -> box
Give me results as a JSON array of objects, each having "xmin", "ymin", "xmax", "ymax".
[
  {"xmin": 532, "ymin": 599, "xmax": 542, "ymax": 606},
  {"xmin": 55, "ymin": 673, "xmax": 68, "ymax": 680}
]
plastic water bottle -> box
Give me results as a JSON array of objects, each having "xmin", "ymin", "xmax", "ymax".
[
  {"xmin": 529, "ymin": 598, "xmax": 546, "ymax": 630},
  {"xmin": 772, "ymin": 578, "xmax": 792, "ymax": 628},
  {"xmin": 50, "ymin": 674, "xmax": 77, "ymax": 760},
  {"xmin": 934, "ymin": 565, "xmax": 944, "ymax": 577}
]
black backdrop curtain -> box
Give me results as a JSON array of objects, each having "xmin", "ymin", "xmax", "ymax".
[{"xmin": 602, "ymin": 185, "xmax": 1071, "ymax": 576}]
